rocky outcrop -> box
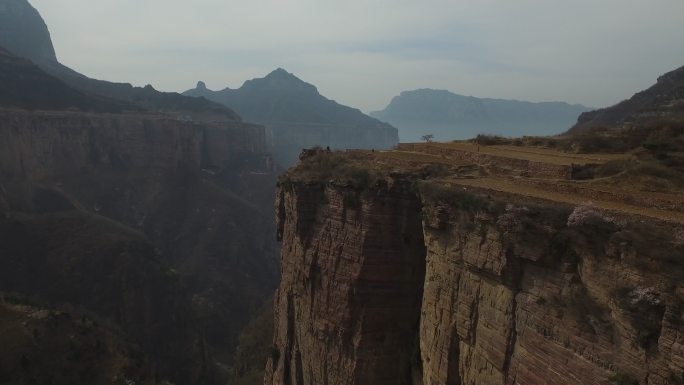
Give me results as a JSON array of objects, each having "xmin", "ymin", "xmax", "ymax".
[
  {"xmin": 184, "ymin": 69, "xmax": 399, "ymax": 166},
  {"xmin": 267, "ymin": 162, "xmax": 684, "ymax": 385}
]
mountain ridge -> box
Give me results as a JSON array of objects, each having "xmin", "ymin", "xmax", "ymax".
[
  {"xmin": 0, "ymin": 46, "xmax": 136, "ymax": 112},
  {"xmin": 371, "ymin": 88, "xmax": 591, "ymax": 141},
  {"xmin": 568, "ymin": 64, "xmax": 684, "ymax": 134},
  {"xmin": 184, "ymin": 68, "xmax": 399, "ymax": 165},
  {"xmin": 186, "ymin": 68, "xmax": 376, "ymax": 124},
  {"xmin": 0, "ymin": 0, "xmax": 243, "ymax": 123}
]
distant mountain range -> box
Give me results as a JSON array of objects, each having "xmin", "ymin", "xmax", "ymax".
[
  {"xmin": 370, "ymin": 89, "xmax": 591, "ymax": 142},
  {"xmin": 0, "ymin": 47, "xmax": 135, "ymax": 112},
  {"xmin": 0, "ymin": 0, "xmax": 241, "ymax": 122},
  {"xmin": 184, "ymin": 69, "xmax": 399, "ymax": 165}
]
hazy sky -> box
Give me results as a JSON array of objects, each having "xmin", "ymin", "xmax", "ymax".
[{"xmin": 31, "ymin": 0, "xmax": 684, "ymax": 113}]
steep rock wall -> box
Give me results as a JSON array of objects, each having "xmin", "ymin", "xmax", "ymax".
[
  {"xmin": 419, "ymin": 192, "xmax": 683, "ymax": 385},
  {"xmin": 266, "ymin": 178, "xmax": 426, "ymax": 385},
  {"xmin": 269, "ymin": 177, "xmax": 684, "ymax": 385},
  {"xmin": 0, "ymin": 108, "xmax": 279, "ymax": 384},
  {"xmin": 0, "ymin": 109, "xmax": 265, "ymax": 182}
]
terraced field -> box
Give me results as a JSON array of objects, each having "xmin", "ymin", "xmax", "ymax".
[
  {"xmin": 365, "ymin": 142, "xmax": 684, "ymax": 224},
  {"xmin": 399, "ymin": 142, "xmax": 631, "ymax": 165},
  {"xmin": 450, "ymin": 177, "xmax": 684, "ymax": 223}
]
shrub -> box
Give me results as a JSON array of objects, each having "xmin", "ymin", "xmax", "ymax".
[
  {"xmin": 567, "ymin": 204, "xmax": 614, "ymax": 227},
  {"xmin": 668, "ymin": 373, "xmax": 684, "ymax": 385},
  {"xmin": 569, "ymin": 131, "xmax": 634, "ymax": 153},
  {"xmin": 627, "ymin": 287, "xmax": 660, "ymax": 306},
  {"xmin": 571, "ymin": 164, "xmax": 598, "ymax": 180},
  {"xmin": 283, "ymin": 151, "xmax": 386, "ymax": 189},
  {"xmin": 418, "ymin": 181, "xmax": 490, "ymax": 213},
  {"xmin": 496, "ymin": 204, "xmax": 530, "ymax": 233},
  {"xmin": 613, "ymin": 286, "xmax": 665, "ymax": 350},
  {"xmin": 594, "ymin": 159, "xmax": 635, "ymax": 178},
  {"xmin": 608, "ymin": 372, "xmax": 639, "ymax": 385},
  {"xmin": 472, "ymin": 134, "xmax": 507, "ymax": 146},
  {"xmin": 629, "ymin": 161, "xmax": 680, "ymax": 180},
  {"xmin": 420, "ymin": 163, "xmax": 451, "ymax": 179}
]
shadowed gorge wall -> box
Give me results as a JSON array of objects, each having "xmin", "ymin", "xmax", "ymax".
[
  {"xmin": 266, "ymin": 179, "xmax": 427, "ymax": 385},
  {"xmin": 0, "ymin": 108, "xmax": 279, "ymax": 384}
]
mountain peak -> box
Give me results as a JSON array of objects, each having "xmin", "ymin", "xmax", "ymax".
[
  {"xmin": 196, "ymin": 81, "xmax": 207, "ymax": 90},
  {"xmin": 239, "ymin": 68, "xmax": 318, "ymax": 96},
  {"xmin": 267, "ymin": 67, "xmax": 294, "ymax": 77},
  {"xmin": 263, "ymin": 68, "xmax": 304, "ymax": 84},
  {"xmin": 0, "ymin": 0, "xmax": 58, "ymax": 65}
]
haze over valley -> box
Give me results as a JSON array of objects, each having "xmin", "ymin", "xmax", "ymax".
[{"xmin": 0, "ymin": 1, "xmax": 683, "ymax": 385}]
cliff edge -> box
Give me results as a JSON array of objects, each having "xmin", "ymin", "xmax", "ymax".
[{"xmin": 266, "ymin": 148, "xmax": 684, "ymax": 385}]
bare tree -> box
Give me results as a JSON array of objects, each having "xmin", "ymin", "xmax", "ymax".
[{"xmin": 421, "ymin": 134, "xmax": 434, "ymax": 142}]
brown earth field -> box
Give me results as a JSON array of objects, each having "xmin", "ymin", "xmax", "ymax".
[{"xmin": 305, "ymin": 142, "xmax": 684, "ymax": 224}]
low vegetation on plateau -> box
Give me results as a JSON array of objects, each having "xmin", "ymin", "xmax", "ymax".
[{"xmin": 279, "ymin": 148, "xmax": 391, "ymax": 188}]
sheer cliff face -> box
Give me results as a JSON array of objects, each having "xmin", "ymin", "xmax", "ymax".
[
  {"xmin": 419, "ymin": 197, "xmax": 682, "ymax": 385},
  {"xmin": 0, "ymin": 109, "xmax": 264, "ymax": 183},
  {"xmin": 0, "ymin": 108, "xmax": 278, "ymax": 384},
  {"xmin": 268, "ymin": 175, "xmax": 684, "ymax": 385},
  {"xmin": 267, "ymin": 179, "xmax": 426, "ymax": 385}
]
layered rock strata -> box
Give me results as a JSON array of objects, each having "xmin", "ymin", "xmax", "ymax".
[
  {"xmin": 267, "ymin": 159, "xmax": 684, "ymax": 385},
  {"xmin": 0, "ymin": 109, "xmax": 266, "ymax": 182},
  {"xmin": 266, "ymin": 178, "xmax": 427, "ymax": 385}
]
